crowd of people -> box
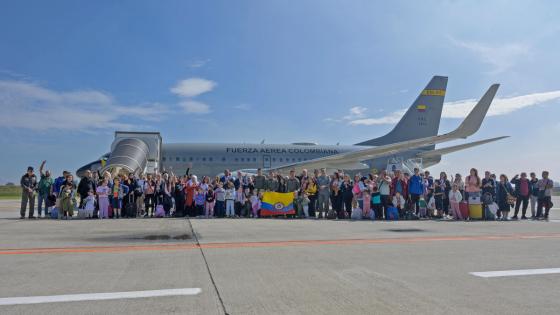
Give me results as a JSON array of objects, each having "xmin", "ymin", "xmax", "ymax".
[{"xmin": 19, "ymin": 160, "xmax": 555, "ymax": 221}]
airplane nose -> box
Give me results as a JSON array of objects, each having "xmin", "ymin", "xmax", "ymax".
[{"xmin": 76, "ymin": 160, "xmax": 102, "ymax": 178}]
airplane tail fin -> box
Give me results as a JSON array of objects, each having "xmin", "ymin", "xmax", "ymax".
[{"xmin": 355, "ymin": 75, "xmax": 448, "ymax": 146}]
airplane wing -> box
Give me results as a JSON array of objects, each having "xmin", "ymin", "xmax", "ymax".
[
  {"xmin": 416, "ymin": 136, "xmax": 509, "ymax": 159},
  {"xmin": 270, "ymin": 84, "xmax": 500, "ymax": 173}
]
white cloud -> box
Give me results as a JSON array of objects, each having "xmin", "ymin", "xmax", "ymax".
[
  {"xmin": 349, "ymin": 109, "xmax": 406, "ymax": 125},
  {"xmin": 343, "ymin": 106, "xmax": 367, "ymax": 120},
  {"xmin": 234, "ymin": 104, "xmax": 251, "ymax": 111},
  {"xmin": 449, "ymin": 37, "xmax": 531, "ymax": 74},
  {"xmin": 443, "ymin": 90, "xmax": 560, "ymax": 118},
  {"xmin": 0, "ymin": 80, "xmax": 168, "ymax": 131},
  {"xmin": 170, "ymin": 78, "xmax": 216, "ymax": 97},
  {"xmin": 180, "ymin": 100, "xmax": 211, "ymax": 114},
  {"xmin": 325, "ymin": 106, "xmax": 368, "ymax": 123},
  {"xmin": 347, "ymin": 90, "xmax": 560, "ymax": 126},
  {"xmin": 188, "ymin": 59, "xmax": 211, "ymax": 68}
]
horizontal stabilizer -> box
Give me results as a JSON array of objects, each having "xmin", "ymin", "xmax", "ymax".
[{"xmin": 417, "ymin": 136, "xmax": 509, "ymax": 158}]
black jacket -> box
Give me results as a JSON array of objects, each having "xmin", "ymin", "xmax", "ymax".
[{"xmin": 77, "ymin": 177, "xmax": 96, "ymax": 197}]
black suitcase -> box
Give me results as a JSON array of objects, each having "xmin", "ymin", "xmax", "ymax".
[{"xmin": 125, "ymin": 195, "xmax": 137, "ymax": 218}]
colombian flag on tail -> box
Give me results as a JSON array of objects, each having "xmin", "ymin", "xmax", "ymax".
[{"xmin": 260, "ymin": 192, "xmax": 295, "ymax": 216}]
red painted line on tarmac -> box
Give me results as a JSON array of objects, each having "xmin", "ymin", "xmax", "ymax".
[{"xmin": 1, "ymin": 233, "xmax": 560, "ymax": 255}]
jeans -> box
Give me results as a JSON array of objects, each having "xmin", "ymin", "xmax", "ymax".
[
  {"xmin": 37, "ymin": 193, "xmax": 49, "ymax": 216},
  {"xmin": 317, "ymin": 192, "xmax": 330, "ymax": 217},
  {"xmin": 514, "ymin": 195, "xmax": 529, "ymax": 217},
  {"xmin": 20, "ymin": 191, "xmax": 35, "ymax": 218},
  {"xmin": 226, "ymin": 199, "xmax": 235, "ymax": 217},
  {"xmin": 529, "ymin": 195, "xmax": 538, "ymax": 217}
]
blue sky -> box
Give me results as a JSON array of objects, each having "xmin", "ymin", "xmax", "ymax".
[{"xmin": 1, "ymin": 0, "xmax": 559, "ymax": 183}]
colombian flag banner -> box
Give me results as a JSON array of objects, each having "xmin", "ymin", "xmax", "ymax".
[{"xmin": 260, "ymin": 192, "xmax": 295, "ymax": 216}]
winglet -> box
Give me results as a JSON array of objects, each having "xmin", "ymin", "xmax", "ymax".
[{"xmin": 449, "ymin": 84, "xmax": 499, "ymax": 138}]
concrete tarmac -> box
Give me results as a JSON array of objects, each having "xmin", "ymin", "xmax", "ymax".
[{"xmin": 1, "ymin": 198, "xmax": 559, "ymax": 314}]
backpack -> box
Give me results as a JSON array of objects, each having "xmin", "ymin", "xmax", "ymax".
[{"xmin": 155, "ymin": 204, "xmax": 165, "ymax": 217}]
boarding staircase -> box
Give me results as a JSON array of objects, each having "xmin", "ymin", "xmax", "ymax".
[{"xmin": 386, "ymin": 157, "xmax": 423, "ymax": 175}]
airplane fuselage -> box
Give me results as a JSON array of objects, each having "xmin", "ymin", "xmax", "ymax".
[{"xmin": 160, "ymin": 143, "xmax": 433, "ymax": 176}]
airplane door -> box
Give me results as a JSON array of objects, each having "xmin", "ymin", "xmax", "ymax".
[{"xmin": 263, "ymin": 155, "xmax": 271, "ymax": 169}]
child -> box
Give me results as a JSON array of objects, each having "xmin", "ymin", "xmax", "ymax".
[
  {"xmin": 96, "ymin": 179, "xmax": 110, "ymax": 219},
  {"xmin": 392, "ymin": 191, "xmax": 406, "ymax": 217},
  {"xmin": 427, "ymin": 194, "xmax": 436, "ymax": 217},
  {"xmin": 194, "ymin": 188, "xmax": 205, "ymax": 217},
  {"xmin": 224, "ymin": 182, "xmax": 235, "ymax": 218},
  {"xmin": 449, "ymin": 184, "xmax": 464, "ymax": 220},
  {"xmin": 301, "ymin": 192, "xmax": 310, "ymax": 218},
  {"xmin": 242, "ymin": 191, "xmax": 252, "ymax": 217},
  {"xmin": 418, "ymin": 196, "xmax": 428, "ymax": 218},
  {"xmin": 110, "ymin": 178, "xmax": 129, "ymax": 219},
  {"xmin": 371, "ymin": 186, "xmax": 382, "ymax": 220},
  {"xmin": 205, "ymin": 188, "xmax": 215, "ymax": 218},
  {"xmin": 250, "ymin": 192, "xmax": 261, "ymax": 218},
  {"xmin": 83, "ymin": 190, "xmax": 96, "ymax": 218},
  {"xmin": 214, "ymin": 183, "xmax": 226, "ymax": 218}
]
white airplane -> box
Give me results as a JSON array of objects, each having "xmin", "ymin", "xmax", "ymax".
[{"xmin": 77, "ymin": 76, "xmax": 507, "ymax": 177}]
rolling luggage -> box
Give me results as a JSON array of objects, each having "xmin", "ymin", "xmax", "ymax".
[
  {"xmin": 125, "ymin": 195, "xmax": 137, "ymax": 218},
  {"xmin": 468, "ymin": 204, "xmax": 483, "ymax": 219},
  {"xmin": 386, "ymin": 207, "xmax": 399, "ymax": 220},
  {"xmin": 459, "ymin": 202, "xmax": 469, "ymax": 219}
]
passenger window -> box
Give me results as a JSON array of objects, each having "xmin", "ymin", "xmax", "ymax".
[
  {"xmin": 162, "ymin": 157, "xmax": 166, "ymax": 162},
  {"xmin": 202, "ymin": 157, "xmax": 206, "ymax": 161},
  {"xmin": 222, "ymin": 157, "xmax": 226, "ymax": 162}
]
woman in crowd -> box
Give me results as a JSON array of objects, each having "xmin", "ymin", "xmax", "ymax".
[
  {"xmin": 143, "ymin": 174, "xmax": 156, "ymax": 217},
  {"xmin": 185, "ymin": 175, "xmax": 199, "ymax": 216},
  {"xmin": 377, "ymin": 170, "xmax": 392, "ymax": 219},
  {"xmin": 340, "ymin": 175, "xmax": 354, "ymax": 219},
  {"xmin": 439, "ymin": 172, "xmax": 451, "ymax": 218},
  {"xmin": 330, "ymin": 172, "xmax": 342, "ymax": 217},
  {"xmin": 465, "ymin": 168, "xmax": 481, "ymax": 200},
  {"xmin": 496, "ymin": 174, "xmax": 514, "ymax": 221},
  {"xmin": 305, "ymin": 174, "xmax": 318, "ymax": 218},
  {"xmin": 224, "ymin": 181, "xmax": 236, "ymax": 218},
  {"xmin": 173, "ymin": 176, "xmax": 185, "ymax": 217}
]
